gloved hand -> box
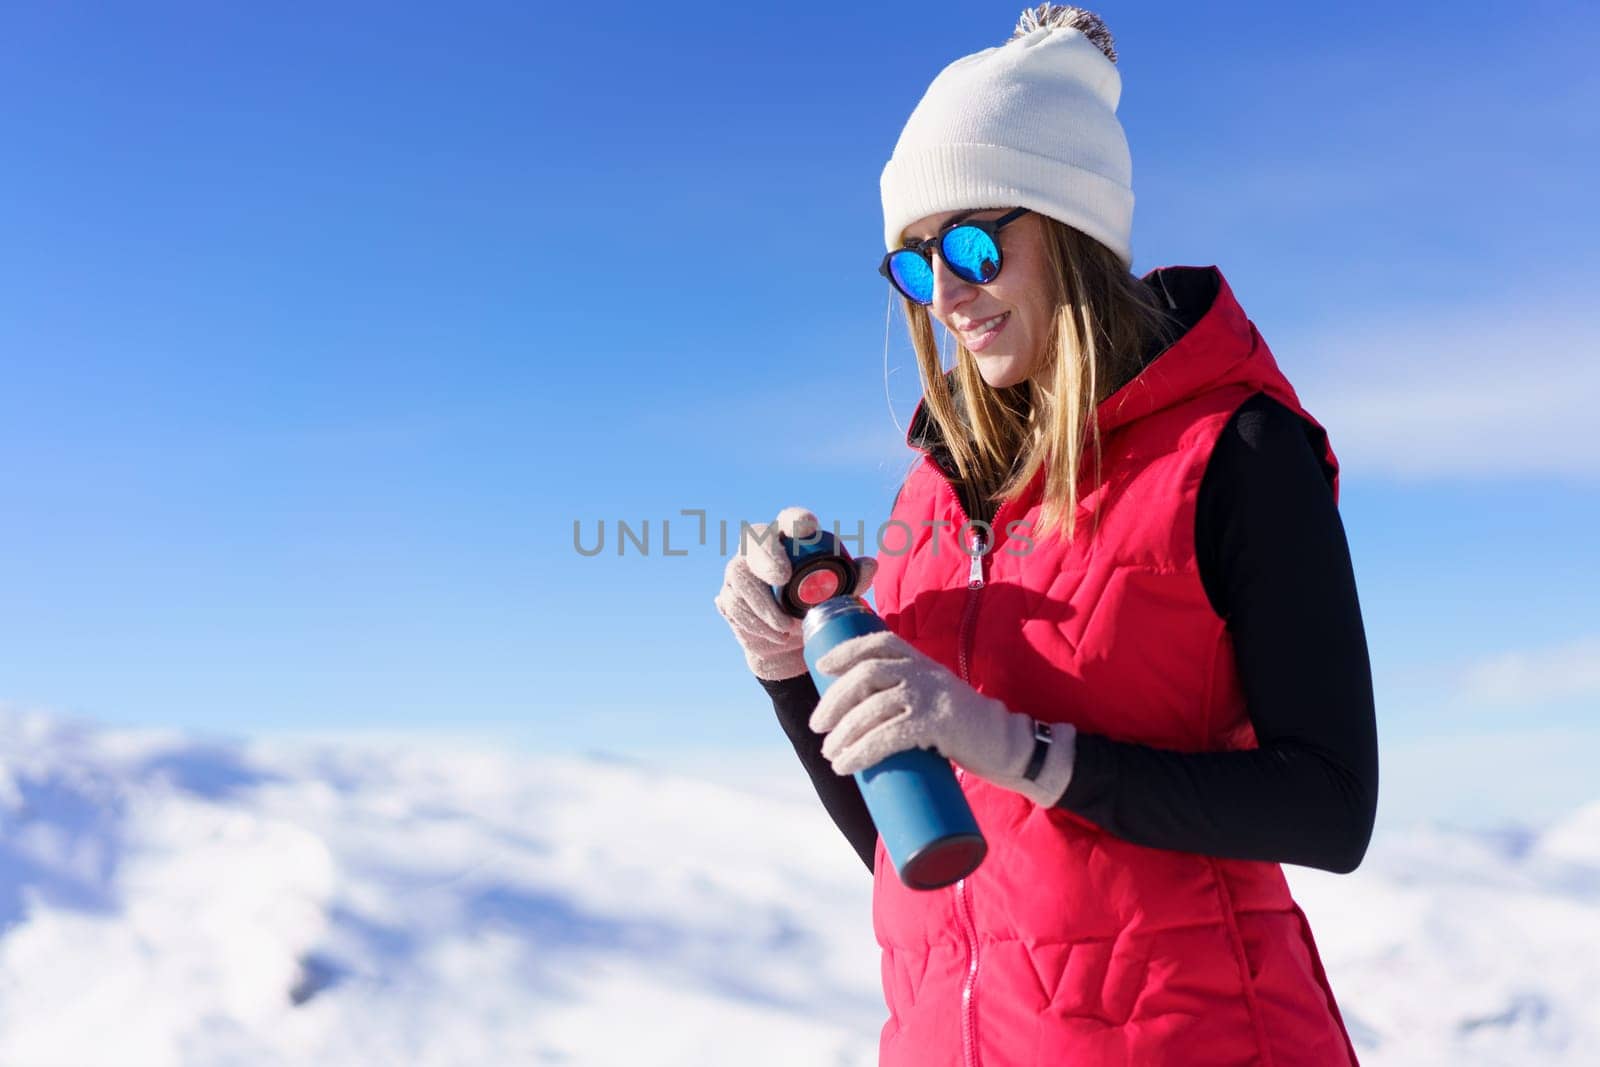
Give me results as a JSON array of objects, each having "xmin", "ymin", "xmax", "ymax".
[
  {"xmin": 714, "ymin": 506, "xmax": 879, "ymax": 681},
  {"xmin": 808, "ymin": 629, "xmax": 1078, "ymax": 807}
]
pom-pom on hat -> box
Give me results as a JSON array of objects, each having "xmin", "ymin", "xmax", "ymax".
[{"xmin": 880, "ymin": 4, "xmax": 1134, "ymax": 269}]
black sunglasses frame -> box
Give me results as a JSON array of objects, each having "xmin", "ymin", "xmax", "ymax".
[{"xmin": 878, "ymin": 207, "xmax": 1032, "ymax": 304}]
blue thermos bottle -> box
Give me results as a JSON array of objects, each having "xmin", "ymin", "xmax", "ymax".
[{"xmin": 772, "ymin": 530, "xmax": 987, "ymax": 890}]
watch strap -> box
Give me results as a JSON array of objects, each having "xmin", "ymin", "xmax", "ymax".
[{"xmin": 1022, "ymin": 719, "xmax": 1053, "ymax": 782}]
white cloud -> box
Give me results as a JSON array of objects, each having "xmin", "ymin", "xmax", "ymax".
[
  {"xmin": 1457, "ymin": 634, "xmax": 1600, "ymax": 706},
  {"xmin": 2, "ymin": 705, "xmax": 1600, "ymax": 1063},
  {"xmin": 1377, "ymin": 724, "xmax": 1600, "ymax": 830},
  {"xmin": 1290, "ymin": 297, "xmax": 1600, "ymax": 481},
  {"xmin": 0, "ymin": 705, "xmax": 882, "ymax": 1067}
]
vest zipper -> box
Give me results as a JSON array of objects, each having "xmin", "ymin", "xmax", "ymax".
[
  {"xmin": 953, "ymin": 819, "xmax": 982, "ymax": 1067},
  {"xmin": 923, "ymin": 452, "xmax": 1018, "ymax": 1067},
  {"xmin": 954, "ymin": 523, "xmax": 985, "ymax": 1067},
  {"xmin": 948, "ymin": 479, "xmax": 1012, "ymax": 1067}
]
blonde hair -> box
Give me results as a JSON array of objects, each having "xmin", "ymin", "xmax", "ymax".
[{"xmin": 899, "ymin": 216, "xmax": 1180, "ymax": 545}]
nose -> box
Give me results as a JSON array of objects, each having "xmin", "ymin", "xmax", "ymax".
[{"xmin": 929, "ymin": 254, "xmax": 979, "ymax": 323}]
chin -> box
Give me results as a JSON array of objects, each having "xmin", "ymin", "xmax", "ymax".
[{"xmin": 973, "ymin": 352, "xmax": 1031, "ymax": 390}]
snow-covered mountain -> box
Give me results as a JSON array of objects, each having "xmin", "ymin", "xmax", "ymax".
[{"xmin": 0, "ymin": 705, "xmax": 1594, "ymax": 1066}]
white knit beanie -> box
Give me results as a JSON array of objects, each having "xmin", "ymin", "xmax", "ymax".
[{"xmin": 880, "ymin": 5, "xmax": 1134, "ymax": 269}]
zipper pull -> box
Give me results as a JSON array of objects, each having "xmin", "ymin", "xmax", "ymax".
[{"xmin": 968, "ymin": 532, "xmax": 986, "ymax": 589}]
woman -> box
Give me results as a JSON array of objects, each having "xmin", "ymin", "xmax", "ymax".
[{"xmin": 714, "ymin": 6, "xmax": 1377, "ymax": 1065}]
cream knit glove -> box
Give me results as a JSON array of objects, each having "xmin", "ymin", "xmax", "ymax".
[
  {"xmin": 714, "ymin": 506, "xmax": 879, "ymax": 681},
  {"xmin": 809, "ymin": 629, "xmax": 1077, "ymax": 807}
]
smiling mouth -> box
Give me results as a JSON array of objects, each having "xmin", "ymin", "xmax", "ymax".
[{"xmin": 962, "ymin": 312, "xmax": 1010, "ymax": 350}]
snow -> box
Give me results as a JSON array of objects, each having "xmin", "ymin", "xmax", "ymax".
[{"xmin": 0, "ymin": 705, "xmax": 1595, "ymax": 1066}]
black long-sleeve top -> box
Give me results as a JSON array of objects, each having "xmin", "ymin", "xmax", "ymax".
[{"xmin": 760, "ymin": 389, "xmax": 1379, "ymax": 877}]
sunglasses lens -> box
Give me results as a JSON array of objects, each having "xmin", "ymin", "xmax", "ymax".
[
  {"xmin": 883, "ymin": 219, "xmax": 1006, "ymax": 303},
  {"xmin": 887, "ymin": 249, "xmax": 935, "ymax": 304},
  {"xmin": 942, "ymin": 225, "xmax": 1001, "ymax": 284}
]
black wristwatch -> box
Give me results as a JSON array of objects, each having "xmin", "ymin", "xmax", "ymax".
[{"xmin": 1022, "ymin": 720, "xmax": 1053, "ymax": 782}]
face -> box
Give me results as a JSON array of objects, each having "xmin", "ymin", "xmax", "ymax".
[{"xmin": 898, "ymin": 207, "xmax": 1055, "ymax": 389}]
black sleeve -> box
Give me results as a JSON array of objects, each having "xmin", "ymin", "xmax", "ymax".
[
  {"xmin": 1056, "ymin": 392, "xmax": 1379, "ymax": 874},
  {"xmin": 758, "ymin": 672, "xmax": 879, "ymax": 875}
]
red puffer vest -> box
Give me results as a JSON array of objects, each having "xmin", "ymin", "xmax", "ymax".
[{"xmin": 869, "ymin": 266, "xmax": 1360, "ymax": 1066}]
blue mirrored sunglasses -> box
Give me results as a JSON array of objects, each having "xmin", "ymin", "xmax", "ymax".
[{"xmin": 878, "ymin": 207, "xmax": 1031, "ymax": 305}]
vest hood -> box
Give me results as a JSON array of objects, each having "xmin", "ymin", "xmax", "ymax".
[{"xmin": 904, "ymin": 265, "xmax": 1311, "ymax": 460}]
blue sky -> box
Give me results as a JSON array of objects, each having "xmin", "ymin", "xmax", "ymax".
[{"xmin": 2, "ymin": 1, "xmax": 1596, "ymax": 832}]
